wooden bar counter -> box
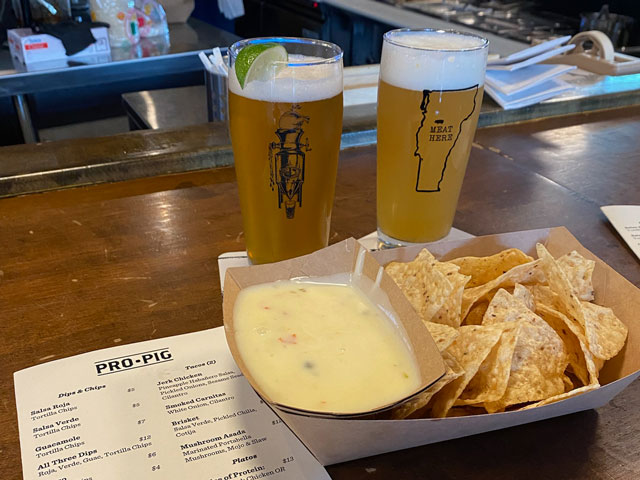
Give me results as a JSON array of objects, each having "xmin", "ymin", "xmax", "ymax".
[{"xmin": 1, "ymin": 106, "xmax": 640, "ymax": 479}]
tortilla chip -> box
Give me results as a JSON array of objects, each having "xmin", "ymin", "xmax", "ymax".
[
  {"xmin": 484, "ymin": 319, "xmax": 567, "ymax": 413},
  {"xmin": 385, "ymin": 249, "xmax": 454, "ymax": 324},
  {"xmin": 513, "ymin": 283, "xmax": 535, "ymax": 311},
  {"xmin": 536, "ymin": 244, "xmax": 586, "ymax": 331},
  {"xmin": 481, "ymin": 290, "xmax": 568, "ymax": 412},
  {"xmin": 536, "ymin": 303, "xmax": 599, "ymax": 385},
  {"xmin": 464, "ymin": 301, "xmax": 489, "ymax": 326},
  {"xmin": 461, "ymin": 260, "xmax": 545, "ymax": 319},
  {"xmin": 430, "ymin": 324, "xmax": 506, "ymax": 418},
  {"xmin": 581, "ymin": 302, "xmax": 628, "ymax": 361},
  {"xmin": 558, "ymin": 251, "xmax": 596, "ymax": 301},
  {"xmin": 448, "ymin": 248, "xmax": 534, "ymax": 288},
  {"xmin": 562, "ymin": 374, "xmax": 575, "ymax": 392},
  {"xmin": 536, "ymin": 303, "xmax": 590, "ymax": 386},
  {"xmin": 391, "ymin": 352, "xmax": 463, "ymax": 419},
  {"xmin": 385, "ymin": 243, "xmax": 621, "ymax": 417},
  {"xmin": 483, "ymin": 289, "xmax": 558, "ymax": 334},
  {"xmin": 435, "ymin": 261, "xmax": 462, "ymax": 277},
  {"xmin": 424, "ymin": 321, "xmax": 459, "ymax": 352},
  {"xmin": 432, "ymin": 262, "xmax": 470, "ymax": 327},
  {"xmin": 537, "ymin": 244, "xmax": 627, "ymax": 362},
  {"xmin": 519, "ymin": 384, "xmax": 599, "ymax": 410},
  {"xmin": 594, "ymin": 357, "xmax": 605, "ymax": 372},
  {"xmin": 528, "ymin": 284, "xmax": 558, "ymax": 310},
  {"xmin": 446, "ymin": 406, "xmax": 486, "ymax": 417},
  {"xmin": 458, "ymin": 322, "xmax": 520, "ymax": 405}
]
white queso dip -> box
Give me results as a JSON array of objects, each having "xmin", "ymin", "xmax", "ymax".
[{"xmin": 233, "ymin": 280, "xmax": 421, "ymax": 413}]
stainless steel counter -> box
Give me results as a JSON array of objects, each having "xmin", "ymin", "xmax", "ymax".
[
  {"xmin": 0, "ymin": 18, "xmax": 239, "ymax": 142},
  {"xmin": 124, "ymin": 86, "xmax": 207, "ymax": 130},
  {"xmin": 0, "ymin": 19, "xmax": 238, "ymax": 95},
  {"xmin": 319, "ymin": 0, "xmax": 526, "ymax": 56},
  {"xmin": 122, "ymin": 68, "xmax": 640, "ymax": 149}
]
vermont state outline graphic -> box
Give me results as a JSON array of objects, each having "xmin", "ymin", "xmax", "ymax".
[{"xmin": 414, "ymin": 85, "xmax": 479, "ymax": 192}]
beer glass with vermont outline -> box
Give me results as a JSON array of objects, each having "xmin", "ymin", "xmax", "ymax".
[
  {"xmin": 377, "ymin": 29, "xmax": 489, "ymax": 246},
  {"xmin": 229, "ymin": 38, "xmax": 344, "ymax": 264}
]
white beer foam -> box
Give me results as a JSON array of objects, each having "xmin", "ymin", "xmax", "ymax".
[
  {"xmin": 381, "ymin": 31, "xmax": 488, "ymax": 92},
  {"xmin": 229, "ymin": 54, "xmax": 343, "ymax": 103}
]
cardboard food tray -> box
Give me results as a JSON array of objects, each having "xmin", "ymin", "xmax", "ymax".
[
  {"xmin": 229, "ymin": 227, "xmax": 640, "ymax": 466},
  {"xmin": 223, "ymin": 238, "xmax": 447, "ymax": 418}
]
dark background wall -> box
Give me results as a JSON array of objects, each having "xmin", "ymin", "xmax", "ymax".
[
  {"xmin": 537, "ymin": 0, "xmax": 640, "ymax": 18},
  {"xmin": 537, "ymin": 0, "xmax": 640, "ymax": 44}
]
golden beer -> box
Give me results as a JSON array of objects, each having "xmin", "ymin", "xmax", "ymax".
[
  {"xmin": 229, "ymin": 38, "xmax": 344, "ymax": 264},
  {"xmin": 377, "ymin": 30, "xmax": 488, "ymax": 245}
]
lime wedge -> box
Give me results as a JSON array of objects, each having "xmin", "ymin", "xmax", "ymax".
[{"xmin": 235, "ymin": 43, "xmax": 288, "ymax": 89}]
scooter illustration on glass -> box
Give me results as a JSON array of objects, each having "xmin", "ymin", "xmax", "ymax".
[{"xmin": 269, "ymin": 105, "xmax": 311, "ymax": 219}]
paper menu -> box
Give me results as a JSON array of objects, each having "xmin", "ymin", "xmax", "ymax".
[
  {"xmin": 14, "ymin": 328, "xmax": 330, "ymax": 480},
  {"xmin": 485, "ymin": 64, "xmax": 576, "ymax": 95},
  {"xmin": 487, "ymin": 36, "xmax": 572, "ymax": 67},
  {"xmin": 601, "ymin": 205, "xmax": 640, "ymax": 261},
  {"xmin": 484, "ymin": 77, "xmax": 573, "ymax": 110},
  {"xmin": 486, "ymin": 44, "xmax": 575, "ymax": 71}
]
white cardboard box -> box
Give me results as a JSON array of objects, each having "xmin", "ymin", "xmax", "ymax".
[
  {"xmin": 8, "ymin": 27, "xmax": 111, "ymax": 65},
  {"xmin": 224, "ymin": 227, "xmax": 640, "ymax": 465}
]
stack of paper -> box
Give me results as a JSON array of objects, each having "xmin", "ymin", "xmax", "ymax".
[{"xmin": 486, "ymin": 36, "xmax": 576, "ymax": 109}]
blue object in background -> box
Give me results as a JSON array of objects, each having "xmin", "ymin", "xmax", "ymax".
[{"xmin": 192, "ymin": 0, "xmax": 236, "ymax": 34}]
